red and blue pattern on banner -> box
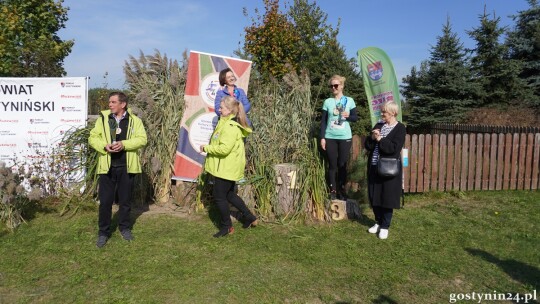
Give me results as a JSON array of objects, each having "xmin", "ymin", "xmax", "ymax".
[{"xmin": 173, "ymin": 51, "xmax": 252, "ymax": 181}]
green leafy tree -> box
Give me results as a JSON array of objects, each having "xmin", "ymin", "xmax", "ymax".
[
  {"xmin": 88, "ymin": 88, "xmax": 117, "ymax": 115},
  {"xmin": 467, "ymin": 8, "xmax": 533, "ymax": 107},
  {"xmin": 243, "ymin": 0, "xmax": 300, "ymax": 79},
  {"xmin": 506, "ymin": 0, "xmax": 540, "ymax": 107},
  {"xmin": 242, "ymin": 0, "xmax": 369, "ymax": 134},
  {"xmin": 87, "ymin": 73, "xmax": 120, "ymax": 115},
  {"xmin": 0, "ymin": 0, "xmax": 73, "ymax": 77},
  {"xmin": 287, "ymin": 0, "xmax": 369, "ymax": 134},
  {"xmin": 405, "ymin": 19, "xmax": 480, "ymax": 129}
]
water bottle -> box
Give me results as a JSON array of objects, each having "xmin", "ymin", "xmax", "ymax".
[{"xmin": 402, "ymin": 149, "xmax": 409, "ymax": 167}]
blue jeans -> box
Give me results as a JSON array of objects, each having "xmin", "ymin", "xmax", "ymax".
[{"xmin": 373, "ymin": 206, "xmax": 393, "ymax": 229}]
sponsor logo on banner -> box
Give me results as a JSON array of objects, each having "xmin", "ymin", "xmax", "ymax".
[
  {"xmin": 26, "ymin": 154, "xmax": 48, "ymax": 159},
  {"xmin": 29, "ymin": 118, "xmax": 51, "ymax": 125},
  {"xmin": 200, "ymin": 73, "xmax": 220, "ymax": 107},
  {"xmin": 0, "ymin": 143, "xmax": 17, "ymax": 147},
  {"xmin": 27, "ymin": 142, "xmax": 48, "ymax": 149},
  {"xmin": 60, "ymin": 81, "xmax": 82, "ymax": 88},
  {"xmin": 56, "ymin": 129, "xmax": 74, "ymax": 136},
  {"xmin": 0, "ymin": 130, "xmax": 16, "ymax": 136},
  {"xmin": 0, "ymin": 154, "xmax": 14, "ymax": 160},
  {"xmin": 368, "ymin": 61, "xmax": 384, "ymax": 81},
  {"xmin": 28, "ymin": 130, "xmax": 49, "ymax": 135},
  {"xmin": 61, "ymin": 106, "xmax": 82, "ymax": 112},
  {"xmin": 0, "ymin": 119, "xmax": 19, "ymax": 123},
  {"xmin": 60, "ymin": 94, "xmax": 82, "ymax": 99},
  {"xmin": 60, "ymin": 118, "xmax": 83, "ymax": 123}
]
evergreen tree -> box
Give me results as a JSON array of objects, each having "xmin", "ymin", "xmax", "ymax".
[
  {"xmin": 401, "ymin": 61, "xmax": 428, "ymax": 122},
  {"xmin": 506, "ymin": 0, "xmax": 540, "ymax": 108},
  {"xmin": 0, "ymin": 0, "xmax": 74, "ymax": 77},
  {"xmin": 405, "ymin": 19, "xmax": 480, "ymax": 128},
  {"xmin": 468, "ymin": 8, "xmax": 533, "ymax": 106}
]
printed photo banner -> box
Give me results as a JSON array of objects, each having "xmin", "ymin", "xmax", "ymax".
[
  {"xmin": 357, "ymin": 47, "xmax": 402, "ymax": 126},
  {"xmin": 173, "ymin": 51, "xmax": 252, "ymax": 181},
  {"xmin": 0, "ymin": 77, "xmax": 88, "ymax": 169}
]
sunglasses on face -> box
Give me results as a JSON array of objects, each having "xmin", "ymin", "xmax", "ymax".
[{"xmin": 329, "ymin": 84, "xmax": 339, "ymax": 89}]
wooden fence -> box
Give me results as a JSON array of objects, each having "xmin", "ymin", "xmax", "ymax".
[
  {"xmin": 351, "ymin": 133, "xmax": 540, "ymax": 193},
  {"xmin": 428, "ymin": 123, "xmax": 540, "ymax": 135}
]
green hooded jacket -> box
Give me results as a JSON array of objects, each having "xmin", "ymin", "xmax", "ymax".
[
  {"xmin": 203, "ymin": 115, "xmax": 252, "ymax": 181},
  {"xmin": 88, "ymin": 108, "xmax": 147, "ymax": 174}
]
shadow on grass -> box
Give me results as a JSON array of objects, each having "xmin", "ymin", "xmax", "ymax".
[
  {"xmin": 23, "ymin": 200, "xmax": 59, "ymax": 222},
  {"xmin": 465, "ymin": 248, "xmax": 540, "ymax": 290},
  {"xmin": 99, "ymin": 202, "xmax": 146, "ymax": 234},
  {"xmin": 372, "ymin": 295, "xmax": 398, "ymax": 304},
  {"xmin": 131, "ymin": 202, "xmax": 149, "ymax": 229},
  {"xmin": 355, "ymin": 203, "xmax": 376, "ymax": 229},
  {"xmin": 0, "ymin": 229, "xmax": 9, "ymax": 238}
]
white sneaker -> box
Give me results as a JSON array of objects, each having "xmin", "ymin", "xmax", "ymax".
[
  {"xmin": 378, "ymin": 229, "xmax": 389, "ymax": 239},
  {"xmin": 368, "ymin": 224, "xmax": 380, "ymax": 234}
]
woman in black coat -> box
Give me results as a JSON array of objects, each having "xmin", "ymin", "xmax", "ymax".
[{"xmin": 364, "ymin": 101, "xmax": 406, "ymax": 239}]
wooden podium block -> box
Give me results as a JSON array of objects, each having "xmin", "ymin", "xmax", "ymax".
[{"xmin": 329, "ymin": 199, "xmax": 360, "ymax": 220}]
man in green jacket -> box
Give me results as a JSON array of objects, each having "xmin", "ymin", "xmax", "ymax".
[{"xmin": 89, "ymin": 92, "xmax": 147, "ymax": 248}]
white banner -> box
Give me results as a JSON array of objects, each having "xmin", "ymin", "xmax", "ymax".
[{"xmin": 0, "ymin": 77, "xmax": 88, "ymax": 169}]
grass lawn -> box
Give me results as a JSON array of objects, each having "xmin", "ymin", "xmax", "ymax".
[{"xmin": 0, "ymin": 191, "xmax": 539, "ymax": 303}]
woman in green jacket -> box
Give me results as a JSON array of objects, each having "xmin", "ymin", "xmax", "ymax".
[{"xmin": 200, "ymin": 96, "xmax": 257, "ymax": 237}]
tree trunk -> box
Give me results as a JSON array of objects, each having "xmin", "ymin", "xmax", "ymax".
[{"xmin": 274, "ymin": 163, "xmax": 299, "ymax": 216}]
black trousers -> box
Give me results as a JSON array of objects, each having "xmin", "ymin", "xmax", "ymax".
[
  {"xmin": 325, "ymin": 138, "xmax": 352, "ymax": 192},
  {"xmin": 213, "ymin": 176, "xmax": 253, "ymax": 228},
  {"xmin": 98, "ymin": 166, "xmax": 134, "ymax": 237},
  {"xmin": 373, "ymin": 206, "xmax": 393, "ymax": 229}
]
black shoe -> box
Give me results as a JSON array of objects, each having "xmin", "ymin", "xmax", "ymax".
[
  {"xmin": 329, "ymin": 190, "xmax": 337, "ymax": 200},
  {"xmin": 96, "ymin": 235, "xmax": 108, "ymax": 248},
  {"xmin": 120, "ymin": 229, "xmax": 134, "ymax": 241},
  {"xmin": 213, "ymin": 227, "xmax": 234, "ymax": 238},
  {"xmin": 338, "ymin": 186, "xmax": 347, "ymax": 200},
  {"xmin": 242, "ymin": 216, "xmax": 258, "ymax": 229}
]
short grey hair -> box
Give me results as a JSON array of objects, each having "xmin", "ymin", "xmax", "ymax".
[{"xmin": 381, "ymin": 101, "xmax": 399, "ymax": 116}]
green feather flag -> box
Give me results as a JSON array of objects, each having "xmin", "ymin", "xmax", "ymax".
[{"xmin": 358, "ymin": 47, "xmax": 402, "ymax": 126}]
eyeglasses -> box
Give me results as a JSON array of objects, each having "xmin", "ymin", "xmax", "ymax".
[{"xmin": 329, "ymin": 84, "xmax": 339, "ymax": 89}]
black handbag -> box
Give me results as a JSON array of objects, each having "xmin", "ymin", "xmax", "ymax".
[{"xmin": 377, "ymin": 157, "xmax": 400, "ymax": 177}]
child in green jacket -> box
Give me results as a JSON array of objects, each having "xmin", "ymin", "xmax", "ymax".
[{"xmin": 200, "ymin": 96, "xmax": 257, "ymax": 237}]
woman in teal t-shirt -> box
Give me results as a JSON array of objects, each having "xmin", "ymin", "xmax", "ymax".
[{"xmin": 320, "ymin": 75, "xmax": 359, "ymax": 200}]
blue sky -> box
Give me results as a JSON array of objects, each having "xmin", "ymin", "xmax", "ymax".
[{"xmin": 59, "ymin": 0, "xmax": 532, "ymax": 89}]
